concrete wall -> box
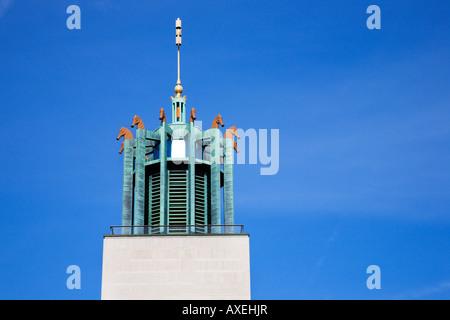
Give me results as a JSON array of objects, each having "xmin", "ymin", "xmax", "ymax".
[{"xmin": 101, "ymin": 234, "xmax": 251, "ymax": 300}]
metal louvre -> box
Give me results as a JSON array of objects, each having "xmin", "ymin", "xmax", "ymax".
[
  {"xmin": 207, "ymin": 172, "xmax": 211, "ymax": 225},
  {"xmin": 150, "ymin": 172, "xmax": 161, "ymax": 225},
  {"xmin": 194, "ymin": 171, "xmax": 206, "ymax": 233},
  {"xmin": 168, "ymin": 169, "xmax": 187, "ymax": 232},
  {"xmin": 140, "ymin": 163, "xmax": 214, "ymax": 234}
]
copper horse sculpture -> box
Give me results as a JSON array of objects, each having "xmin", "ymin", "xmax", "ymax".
[
  {"xmin": 189, "ymin": 108, "xmax": 196, "ymax": 123},
  {"xmin": 211, "ymin": 114, "xmax": 224, "ymax": 129},
  {"xmin": 220, "ymin": 125, "xmax": 240, "ymax": 164},
  {"xmin": 116, "ymin": 127, "xmax": 134, "ymax": 154},
  {"xmin": 159, "ymin": 108, "xmax": 167, "ymax": 123},
  {"xmin": 131, "ymin": 115, "xmax": 145, "ymax": 130},
  {"xmin": 224, "ymin": 126, "xmax": 240, "ymax": 153}
]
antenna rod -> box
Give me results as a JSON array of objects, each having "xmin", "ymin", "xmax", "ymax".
[
  {"xmin": 177, "ymin": 46, "xmax": 180, "ymax": 85},
  {"xmin": 176, "ymin": 18, "xmax": 182, "ymax": 86}
]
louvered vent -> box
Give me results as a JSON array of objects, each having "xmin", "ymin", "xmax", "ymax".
[
  {"xmin": 207, "ymin": 172, "xmax": 212, "ymax": 225},
  {"xmin": 195, "ymin": 172, "xmax": 207, "ymax": 233},
  {"xmin": 168, "ymin": 170, "xmax": 187, "ymax": 232},
  {"xmin": 150, "ymin": 172, "xmax": 161, "ymax": 226}
]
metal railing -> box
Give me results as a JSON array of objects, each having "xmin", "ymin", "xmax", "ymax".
[{"xmin": 109, "ymin": 224, "xmax": 244, "ymax": 235}]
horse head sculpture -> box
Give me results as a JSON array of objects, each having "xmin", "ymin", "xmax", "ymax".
[
  {"xmin": 116, "ymin": 127, "xmax": 134, "ymax": 154},
  {"xmin": 117, "ymin": 127, "xmax": 134, "ymax": 140},
  {"xmin": 131, "ymin": 115, "xmax": 145, "ymax": 130},
  {"xmin": 224, "ymin": 126, "xmax": 240, "ymax": 153},
  {"xmin": 159, "ymin": 108, "xmax": 167, "ymax": 123},
  {"xmin": 189, "ymin": 108, "xmax": 196, "ymax": 123},
  {"xmin": 211, "ymin": 114, "xmax": 224, "ymax": 129}
]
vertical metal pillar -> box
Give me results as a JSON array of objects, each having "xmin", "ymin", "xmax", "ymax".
[
  {"xmin": 133, "ymin": 129, "xmax": 145, "ymax": 234},
  {"xmin": 121, "ymin": 139, "xmax": 134, "ymax": 235},
  {"xmin": 204, "ymin": 173, "xmax": 208, "ymax": 226},
  {"xmin": 210, "ymin": 129, "xmax": 221, "ymax": 233},
  {"xmin": 160, "ymin": 122, "xmax": 168, "ymax": 233},
  {"xmin": 188, "ymin": 122, "xmax": 196, "ymax": 233},
  {"xmin": 223, "ymin": 138, "xmax": 234, "ymax": 233},
  {"xmin": 147, "ymin": 174, "xmax": 152, "ymax": 234}
]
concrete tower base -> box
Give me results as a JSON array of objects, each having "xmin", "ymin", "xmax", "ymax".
[{"xmin": 101, "ymin": 234, "xmax": 251, "ymax": 300}]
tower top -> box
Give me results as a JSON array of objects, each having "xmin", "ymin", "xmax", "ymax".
[{"xmin": 174, "ymin": 18, "xmax": 183, "ymax": 98}]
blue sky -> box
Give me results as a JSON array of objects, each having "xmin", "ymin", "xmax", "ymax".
[{"xmin": 0, "ymin": 0, "xmax": 449, "ymax": 299}]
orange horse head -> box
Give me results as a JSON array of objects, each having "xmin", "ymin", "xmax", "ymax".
[
  {"xmin": 131, "ymin": 115, "xmax": 145, "ymax": 130},
  {"xmin": 224, "ymin": 126, "xmax": 240, "ymax": 139},
  {"xmin": 116, "ymin": 127, "xmax": 134, "ymax": 154},
  {"xmin": 159, "ymin": 108, "xmax": 167, "ymax": 123},
  {"xmin": 116, "ymin": 127, "xmax": 134, "ymax": 141},
  {"xmin": 225, "ymin": 126, "xmax": 240, "ymax": 153},
  {"xmin": 211, "ymin": 114, "xmax": 224, "ymax": 129},
  {"xmin": 189, "ymin": 108, "xmax": 196, "ymax": 123}
]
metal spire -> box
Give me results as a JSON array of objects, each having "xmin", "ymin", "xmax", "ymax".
[{"xmin": 174, "ymin": 18, "xmax": 183, "ymax": 98}]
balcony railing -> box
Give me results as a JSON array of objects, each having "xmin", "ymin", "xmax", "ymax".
[{"xmin": 109, "ymin": 224, "xmax": 244, "ymax": 235}]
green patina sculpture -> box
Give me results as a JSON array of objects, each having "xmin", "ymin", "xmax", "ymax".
[{"xmin": 116, "ymin": 19, "xmax": 238, "ymax": 234}]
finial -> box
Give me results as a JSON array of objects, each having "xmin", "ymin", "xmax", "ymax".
[{"xmin": 174, "ymin": 18, "xmax": 183, "ymax": 98}]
